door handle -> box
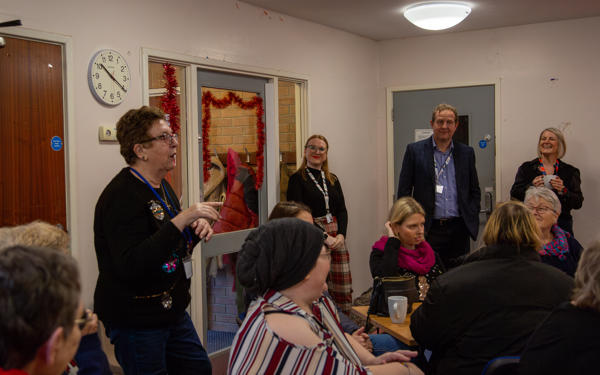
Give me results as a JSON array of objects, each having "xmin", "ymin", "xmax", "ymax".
[{"xmin": 480, "ymin": 191, "xmax": 493, "ymax": 215}]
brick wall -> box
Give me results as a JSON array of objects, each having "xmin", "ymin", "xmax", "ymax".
[{"xmin": 207, "ymin": 265, "xmax": 239, "ymax": 332}]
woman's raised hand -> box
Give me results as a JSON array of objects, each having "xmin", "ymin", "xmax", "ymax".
[
  {"xmin": 172, "ymin": 202, "xmax": 222, "ymax": 233},
  {"xmin": 384, "ymin": 221, "xmax": 395, "ymax": 238}
]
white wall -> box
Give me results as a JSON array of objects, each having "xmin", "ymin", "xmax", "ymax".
[
  {"xmin": 378, "ymin": 17, "xmax": 600, "ymax": 249},
  {"xmin": 1, "ymin": 0, "xmax": 380, "ymax": 305}
]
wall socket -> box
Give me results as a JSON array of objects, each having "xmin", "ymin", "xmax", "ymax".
[{"xmin": 99, "ymin": 126, "xmax": 117, "ymax": 142}]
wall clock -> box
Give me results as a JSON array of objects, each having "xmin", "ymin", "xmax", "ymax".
[{"xmin": 88, "ymin": 49, "xmax": 130, "ymax": 105}]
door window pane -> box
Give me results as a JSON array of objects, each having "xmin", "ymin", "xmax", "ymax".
[
  {"xmin": 279, "ymin": 80, "xmax": 300, "ymax": 201},
  {"xmin": 148, "ymin": 62, "xmax": 187, "ymax": 203}
]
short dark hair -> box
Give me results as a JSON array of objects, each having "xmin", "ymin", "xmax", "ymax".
[
  {"xmin": 0, "ymin": 245, "xmax": 81, "ymax": 369},
  {"xmin": 268, "ymin": 201, "xmax": 311, "ymax": 221},
  {"xmin": 116, "ymin": 106, "xmax": 165, "ymax": 164}
]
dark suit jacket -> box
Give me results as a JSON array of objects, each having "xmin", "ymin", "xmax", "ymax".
[{"xmin": 397, "ymin": 136, "xmax": 481, "ymax": 239}]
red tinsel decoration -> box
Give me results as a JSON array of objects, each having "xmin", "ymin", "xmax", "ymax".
[
  {"xmin": 160, "ymin": 63, "xmax": 180, "ymax": 134},
  {"xmin": 201, "ymin": 91, "xmax": 265, "ymax": 190}
]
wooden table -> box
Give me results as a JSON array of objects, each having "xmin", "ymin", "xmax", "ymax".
[{"xmin": 351, "ymin": 303, "xmax": 421, "ymax": 347}]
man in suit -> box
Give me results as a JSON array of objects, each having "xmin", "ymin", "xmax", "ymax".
[{"xmin": 397, "ymin": 103, "xmax": 480, "ymax": 268}]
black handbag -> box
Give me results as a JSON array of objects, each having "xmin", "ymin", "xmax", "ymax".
[{"xmin": 366, "ymin": 275, "xmax": 418, "ymax": 331}]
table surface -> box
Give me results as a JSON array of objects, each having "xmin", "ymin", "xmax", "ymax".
[{"xmin": 351, "ymin": 303, "xmax": 421, "ymax": 347}]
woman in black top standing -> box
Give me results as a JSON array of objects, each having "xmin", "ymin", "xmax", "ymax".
[
  {"xmin": 287, "ymin": 134, "xmax": 352, "ymax": 314},
  {"xmin": 94, "ymin": 106, "xmax": 221, "ymax": 375},
  {"xmin": 510, "ymin": 127, "xmax": 583, "ymax": 234}
]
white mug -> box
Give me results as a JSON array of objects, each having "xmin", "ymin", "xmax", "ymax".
[
  {"xmin": 543, "ymin": 174, "xmax": 556, "ymax": 188},
  {"xmin": 388, "ymin": 295, "xmax": 408, "ymax": 324}
]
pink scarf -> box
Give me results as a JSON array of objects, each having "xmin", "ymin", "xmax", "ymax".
[{"xmin": 372, "ymin": 236, "xmax": 436, "ymax": 275}]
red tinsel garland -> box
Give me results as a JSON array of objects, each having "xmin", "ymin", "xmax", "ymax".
[
  {"xmin": 160, "ymin": 63, "xmax": 180, "ymax": 134},
  {"xmin": 201, "ymin": 91, "xmax": 265, "ymax": 190}
]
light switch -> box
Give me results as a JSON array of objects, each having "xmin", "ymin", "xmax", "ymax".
[{"xmin": 99, "ymin": 126, "xmax": 117, "ymax": 142}]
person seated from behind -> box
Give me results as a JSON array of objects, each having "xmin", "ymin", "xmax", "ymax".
[
  {"xmin": 229, "ymin": 218, "xmax": 423, "ymax": 375},
  {"xmin": 370, "ymin": 197, "xmax": 444, "ymax": 299},
  {"xmin": 0, "ymin": 245, "xmax": 83, "ymax": 375},
  {"xmin": 1, "ymin": 221, "xmax": 111, "ymax": 375},
  {"xmin": 519, "ymin": 240, "xmax": 600, "ymax": 374},
  {"xmin": 410, "ymin": 201, "xmax": 574, "ymax": 375},
  {"xmin": 269, "ymin": 201, "xmax": 407, "ymax": 356},
  {"xmin": 523, "ymin": 186, "xmax": 582, "ymax": 276}
]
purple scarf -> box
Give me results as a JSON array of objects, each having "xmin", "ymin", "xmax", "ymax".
[
  {"xmin": 372, "ymin": 236, "xmax": 435, "ymax": 275},
  {"xmin": 540, "ymin": 224, "xmax": 570, "ymax": 261}
]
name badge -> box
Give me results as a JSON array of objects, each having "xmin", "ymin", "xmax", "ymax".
[
  {"xmin": 326, "ymin": 213, "xmax": 334, "ymax": 223},
  {"xmin": 183, "ymin": 256, "xmax": 193, "ymax": 279},
  {"xmin": 436, "ymin": 185, "xmax": 444, "ymax": 194}
]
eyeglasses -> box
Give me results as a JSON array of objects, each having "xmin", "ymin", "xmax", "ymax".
[
  {"xmin": 141, "ymin": 132, "xmax": 178, "ymax": 145},
  {"xmin": 526, "ymin": 205, "xmax": 555, "ymax": 214},
  {"xmin": 306, "ymin": 144, "xmax": 327, "ymax": 153},
  {"xmin": 74, "ymin": 310, "xmax": 93, "ymax": 331}
]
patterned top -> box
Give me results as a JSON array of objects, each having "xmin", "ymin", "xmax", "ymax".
[{"xmin": 228, "ymin": 290, "xmax": 371, "ymax": 375}]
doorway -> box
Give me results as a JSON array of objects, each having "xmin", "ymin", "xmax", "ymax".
[
  {"xmin": 197, "ymin": 69, "xmax": 269, "ymax": 354},
  {"xmin": 389, "ymin": 84, "xmax": 497, "ymax": 245}
]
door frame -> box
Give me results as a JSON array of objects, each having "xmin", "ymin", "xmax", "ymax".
[
  {"xmin": 141, "ymin": 47, "xmax": 309, "ymax": 342},
  {"xmin": 385, "ymin": 80, "xmax": 502, "ymax": 209},
  {"xmin": 1, "ymin": 28, "xmax": 78, "ymax": 256}
]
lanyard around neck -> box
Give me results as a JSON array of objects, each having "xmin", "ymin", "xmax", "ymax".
[
  {"xmin": 307, "ymin": 168, "xmax": 330, "ymax": 214},
  {"xmin": 129, "ymin": 167, "xmax": 193, "ymax": 246},
  {"xmin": 434, "ymin": 152, "xmax": 452, "ymax": 184}
]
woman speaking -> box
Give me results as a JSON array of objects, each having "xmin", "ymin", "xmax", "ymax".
[{"xmin": 94, "ymin": 106, "xmax": 220, "ymax": 374}]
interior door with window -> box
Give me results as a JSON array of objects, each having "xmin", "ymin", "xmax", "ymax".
[{"xmin": 196, "ymin": 69, "xmax": 269, "ymax": 354}]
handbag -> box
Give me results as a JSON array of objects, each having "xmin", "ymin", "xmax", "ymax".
[{"xmin": 366, "ymin": 275, "xmax": 418, "ymax": 330}]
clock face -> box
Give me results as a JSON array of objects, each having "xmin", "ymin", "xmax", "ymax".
[{"xmin": 88, "ymin": 49, "xmax": 130, "ymax": 105}]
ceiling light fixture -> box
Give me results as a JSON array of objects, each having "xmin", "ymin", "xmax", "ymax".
[{"xmin": 404, "ymin": 2, "xmax": 471, "ymax": 31}]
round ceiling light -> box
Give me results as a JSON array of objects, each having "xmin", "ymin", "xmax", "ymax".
[{"xmin": 404, "ymin": 2, "xmax": 472, "ymax": 31}]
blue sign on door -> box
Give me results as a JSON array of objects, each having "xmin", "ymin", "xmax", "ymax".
[
  {"xmin": 51, "ymin": 136, "xmax": 63, "ymax": 151},
  {"xmin": 479, "ymin": 139, "xmax": 487, "ymax": 149}
]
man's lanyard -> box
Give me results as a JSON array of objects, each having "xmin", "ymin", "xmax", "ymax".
[
  {"xmin": 307, "ymin": 168, "xmax": 331, "ymax": 214},
  {"xmin": 434, "ymin": 152, "xmax": 452, "ymax": 185},
  {"xmin": 130, "ymin": 167, "xmax": 193, "ymax": 248}
]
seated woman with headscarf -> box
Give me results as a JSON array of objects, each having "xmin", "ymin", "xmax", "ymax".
[
  {"xmin": 229, "ymin": 218, "xmax": 422, "ymax": 375},
  {"xmin": 524, "ymin": 186, "xmax": 582, "ymax": 276}
]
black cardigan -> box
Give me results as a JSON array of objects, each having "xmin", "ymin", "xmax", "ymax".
[
  {"xmin": 510, "ymin": 158, "xmax": 583, "ymax": 233},
  {"xmin": 94, "ymin": 168, "xmax": 199, "ymax": 328}
]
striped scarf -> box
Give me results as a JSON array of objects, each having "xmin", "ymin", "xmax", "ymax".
[{"xmin": 540, "ymin": 224, "xmax": 570, "ymax": 261}]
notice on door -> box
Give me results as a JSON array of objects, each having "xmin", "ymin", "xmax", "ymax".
[{"xmin": 414, "ymin": 129, "xmax": 433, "ymax": 142}]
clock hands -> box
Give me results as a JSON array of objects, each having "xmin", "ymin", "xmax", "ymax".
[{"xmin": 100, "ymin": 63, "xmax": 127, "ymax": 92}]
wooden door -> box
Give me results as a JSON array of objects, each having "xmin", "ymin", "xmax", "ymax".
[{"xmin": 0, "ymin": 35, "xmax": 66, "ymax": 228}]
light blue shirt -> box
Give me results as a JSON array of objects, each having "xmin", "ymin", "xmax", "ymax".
[{"xmin": 432, "ymin": 138, "xmax": 459, "ymax": 219}]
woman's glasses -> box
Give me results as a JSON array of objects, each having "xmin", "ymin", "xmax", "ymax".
[
  {"xmin": 141, "ymin": 133, "xmax": 178, "ymax": 145},
  {"xmin": 525, "ymin": 205, "xmax": 555, "ymax": 214},
  {"xmin": 74, "ymin": 310, "xmax": 93, "ymax": 330},
  {"xmin": 306, "ymin": 144, "xmax": 327, "ymax": 153}
]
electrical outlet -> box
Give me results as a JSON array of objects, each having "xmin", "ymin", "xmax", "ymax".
[{"xmin": 99, "ymin": 126, "xmax": 117, "ymax": 142}]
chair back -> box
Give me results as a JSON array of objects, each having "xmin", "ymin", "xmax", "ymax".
[{"xmin": 481, "ymin": 356, "xmax": 520, "ymax": 375}]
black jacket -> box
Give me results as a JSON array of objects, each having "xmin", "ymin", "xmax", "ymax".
[
  {"xmin": 510, "ymin": 158, "xmax": 583, "ymax": 233},
  {"xmin": 410, "ymin": 244, "xmax": 574, "ymax": 375},
  {"xmin": 397, "ymin": 137, "xmax": 481, "ymax": 239}
]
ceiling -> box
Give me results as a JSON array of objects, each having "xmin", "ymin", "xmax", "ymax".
[{"xmin": 241, "ymin": 0, "xmax": 600, "ymax": 41}]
